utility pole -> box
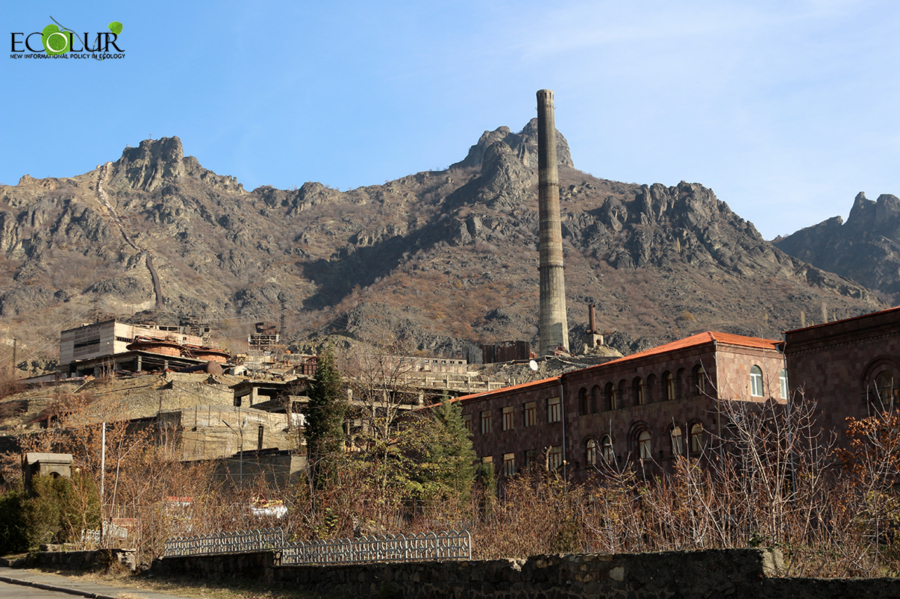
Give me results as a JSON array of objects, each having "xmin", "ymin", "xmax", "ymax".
[{"xmin": 100, "ymin": 422, "xmax": 106, "ymax": 546}]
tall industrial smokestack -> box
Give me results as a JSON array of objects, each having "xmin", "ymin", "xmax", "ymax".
[{"xmin": 536, "ymin": 89, "xmax": 569, "ymax": 356}]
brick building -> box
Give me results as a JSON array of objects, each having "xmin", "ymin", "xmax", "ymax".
[
  {"xmin": 784, "ymin": 304, "xmax": 900, "ymax": 444},
  {"xmin": 456, "ymin": 332, "xmax": 787, "ymax": 480}
]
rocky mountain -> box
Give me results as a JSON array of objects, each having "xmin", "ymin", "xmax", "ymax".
[
  {"xmin": 774, "ymin": 192, "xmax": 900, "ymax": 301},
  {"xmin": 0, "ymin": 120, "xmax": 885, "ymax": 369}
]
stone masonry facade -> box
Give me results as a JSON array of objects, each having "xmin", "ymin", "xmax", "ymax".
[
  {"xmin": 458, "ymin": 332, "xmax": 787, "ymax": 480},
  {"xmin": 785, "ymin": 304, "xmax": 900, "ymax": 444}
]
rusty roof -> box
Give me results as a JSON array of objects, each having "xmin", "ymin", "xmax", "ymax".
[
  {"xmin": 452, "ymin": 331, "xmax": 779, "ymax": 406},
  {"xmin": 451, "ymin": 375, "xmax": 560, "ymax": 405}
]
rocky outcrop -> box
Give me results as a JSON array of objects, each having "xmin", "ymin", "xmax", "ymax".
[
  {"xmin": 775, "ymin": 192, "xmax": 900, "ymax": 299},
  {"xmin": 451, "ymin": 119, "xmax": 573, "ymax": 170}
]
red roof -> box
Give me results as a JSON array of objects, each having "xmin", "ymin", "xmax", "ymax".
[
  {"xmin": 598, "ymin": 331, "xmax": 779, "ymax": 367},
  {"xmin": 452, "ymin": 375, "xmax": 560, "ymax": 405},
  {"xmin": 783, "ymin": 304, "xmax": 900, "ymax": 334},
  {"xmin": 454, "ymin": 331, "xmax": 779, "ymax": 405}
]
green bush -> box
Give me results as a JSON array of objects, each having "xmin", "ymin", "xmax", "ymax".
[
  {"xmin": 0, "ymin": 473, "xmax": 100, "ymax": 552},
  {"xmin": 0, "ymin": 485, "xmax": 29, "ymax": 554}
]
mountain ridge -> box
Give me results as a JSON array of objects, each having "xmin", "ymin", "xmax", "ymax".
[{"xmin": 0, "ymin": 123, "xmax": 885, "ymax": 370}]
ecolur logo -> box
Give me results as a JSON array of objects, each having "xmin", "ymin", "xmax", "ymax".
[{"xmin": 10, "ymin": 17, "xmax": 124, "ymax": 60}]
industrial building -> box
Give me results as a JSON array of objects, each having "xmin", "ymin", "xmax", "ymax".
[
  {"xmin": 456, "ymin": 331, "xmax": 786, "ymax": 480},
  {"xmin": 58, "ymin": 319, "xmax": 229, "ymax": 378}
]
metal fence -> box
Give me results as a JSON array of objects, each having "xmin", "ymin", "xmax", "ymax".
[
  {"xmin": 163, "ymin": 528, "xmax": 471, "ymax": 564},
  {"xmin": 282, "ymin": 530, "xmax": 471, "ymax": 565},
  {"xmin": 164, "ymin": 528, "xmax": 284, "ymax": 557}
]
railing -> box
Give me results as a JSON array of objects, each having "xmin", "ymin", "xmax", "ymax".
[
  {"xmin": 164, "ymin": 528, "xmax": 284, "ymax": 557},
  {"xmin": 282, "ymin": 530, "xmax": 471, "ymax": 565},
  {"xmin": 163, "ymin": 528, "xmax": 471, "ymax": 564}
]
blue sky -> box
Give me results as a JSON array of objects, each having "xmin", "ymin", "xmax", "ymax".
[{"xmin": 2, "ymin": 0, "xmax": 898, "ymax": 239}]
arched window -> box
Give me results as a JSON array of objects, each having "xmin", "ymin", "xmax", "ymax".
[
  {"xmin": 605, "ymin": 382, "xmax": 616, "ymax": 411},
  {"xmin": 585, "ymin": 439, "xmax": 597, "ymax": 467},
  {"xmin": 664, "ymin": 371, "xmax": 675, "ymax": 401},
  {"xmin": 646, "ymin": 374, "xmax": 656, "ymax": 403},
  {"xmin": 874, "ymin": 370, "xmax": 899, "ymax": 408},
  {"xmin": 670, "ymin": 426, "xmax": 682, "ymax": 457},
  {"xmin": 633, "ymin": 377, "xmax": 644, "ymax": 405},
  {"xmin": 690, "ymin": 423, "xmax": 704, "ymax": 454},
  {"xmin": 779, "ymin": 369, "xmax": 789, "ymax": 400},
  {"xmin": 638, "ymin": 431, "xmax": 652, "ymax": 461},
  {"xmin": 590, "ymin": 385, "xmax": 600, "ymax": 413},
  {"xmin": 601, "ymin": 436, "xmax": 614, "ymax": 463},
  {"xmin": 578, "ymin": 387, "xmax": 589, "ymax": 415},
  {"xmin": 750, "ymin": 365, "xmax": 764, "ymax": 397},
  {"xmin": 619, "ymin": 379, "xmax": 628, "ymax": 407},
  {"xmin": 693, "ymin": 365, "xmax": 706, "ymax": 395}
]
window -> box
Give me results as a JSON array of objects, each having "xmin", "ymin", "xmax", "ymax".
[
  {"xmin": 502, "ymin": 406, "xmax": 514, "ymax": 431},
  {"xmin": 633, "ymin": 377, "xmax": 644, "ymax": 405},
  {"xmin": 578, "ymin": 388, "xmax": 589, "ymax": 415},
  {"xmin": 670, "ymin": 426, "xmax": 682, "ymax": 457},
  {"xmin": 525, "ymin": 449, "xmax": 538, "ymax": 469},
  {"xmin": 547, "ymin": 396, "xmax": 562, "ymax": 423},
  {"xmin": 874, "ymin": 370, "xmax": 899, "ymax": 407},
  {"xmin": 585, "ymin": 439, "xmax": 597, "ymax": 467},
  {"xmin": 664, "ymin": 371, "xmax": 675, "ymax": 401},
  {"xmin": 779, "ymin": 369, "xmax": 789, "ymax": 400},
  {"xmin": 502, "ymin": 453, "xmax": 516, "ymax": 477},
  {"xmin": 548, "ymin": 446, "xmax": 563, "ymax": 470},
  {"xmin": 638, "ymin": 431, "xmax": 652, "ymax": 461},
  {"xmin": 482, "ymin": 456, "xmax": 493, "ymax": 465},
  {"xmin": 605, "ymin": 382, "xmax": 616, "ymax": 411},
  {"xmin": 750, "ymin": 365, "xmax": 764, "ymax": 397},
  {"xmin": 693, "ymin": 365, "xmax": 706, "ymax": 395},
  {"xmin": 601, "ymin": 436, "xmax": 614, "ymax": 463},
  {"xmin": 524, "ymin": 402, "xmax": 537, "ymax": 427},
  {"xmin": 690, "ymin": 423, "xmax": 703, "ymax": 453},
  {"xmin": 480, "ymin": 410, "xmax": 492, "ymax": 434},
  {"xmin": 463, "ymin": 414, "xmax": 473, "ymax": 434}
]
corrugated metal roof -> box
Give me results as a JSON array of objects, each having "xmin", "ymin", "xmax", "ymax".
[
  {"xmin": 453, "ymin": 331, "xmax": 779, "ymax": 405},
  {"xmin": 452, "ymin": 375, "xmax": 560, "ymax": 405},
  {"xmin": 575, "ymin": 332, "xmax": 778, "ymax": 375}
]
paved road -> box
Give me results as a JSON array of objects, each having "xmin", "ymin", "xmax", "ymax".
[
  {"xmin": 0, "ymin": 567, "xmax": 195, "ymax": 599},
  {"xmin": 0, "ymin": 580, "xmax": 78, "ymax": 598}
]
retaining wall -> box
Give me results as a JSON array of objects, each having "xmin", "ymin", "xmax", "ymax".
[
  {"xmin": 29, "ymin": 548, "xmax": 137, "ymax": 571},
  {"xmin": 152, "ymin": 548, "xmax": 900, "ymax": 598}
]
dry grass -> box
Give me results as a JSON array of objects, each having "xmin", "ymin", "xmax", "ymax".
[{"xmin": 53, "ymin": 569, "xmax": 342, "ymax": 599}]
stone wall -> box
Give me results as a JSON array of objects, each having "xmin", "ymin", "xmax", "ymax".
[
  {"xmin": 28, "ymin": 548, "xmax": 136, "ymax": 571},
  {"xmin": 151, "ymin": 548, "xmax": 900, "ymax": 598}
]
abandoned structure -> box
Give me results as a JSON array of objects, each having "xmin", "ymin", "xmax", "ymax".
[
  {"xmin": 60, "ymin": 320, "xmax": 207, "ymax": 365},
  {"xmin": 58, "ymin": 319, "xmax": 230, "ymax": 378},
  {"xmin": 249, "ymin": 322, "xmax": 280, "ymax": 350},
  {"xmin": 536, "ymin": 89, "xmax": 569, "ymax": 356},
  {"xmin": 456, "ymin": 332, "xmax": 786, "ymax": 480},
  {"xmin": 584, "ymin": 305, "xmax": 603, "ymax": 349},
  {"xmin": 481, "ymin": 341, "xmax": 532, "ymax": 364},
  {"xmin": 784, "ymin": 304, "xmax": 900, "ymax": 445},
  {"xmin": 23, "ymin": 453, "xmax": 73, "ymax": 494}
]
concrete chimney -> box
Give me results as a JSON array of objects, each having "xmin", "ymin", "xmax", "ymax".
[{"xmin": 537, "ymin": 89, "xmax": 569, "ymax": 356}]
